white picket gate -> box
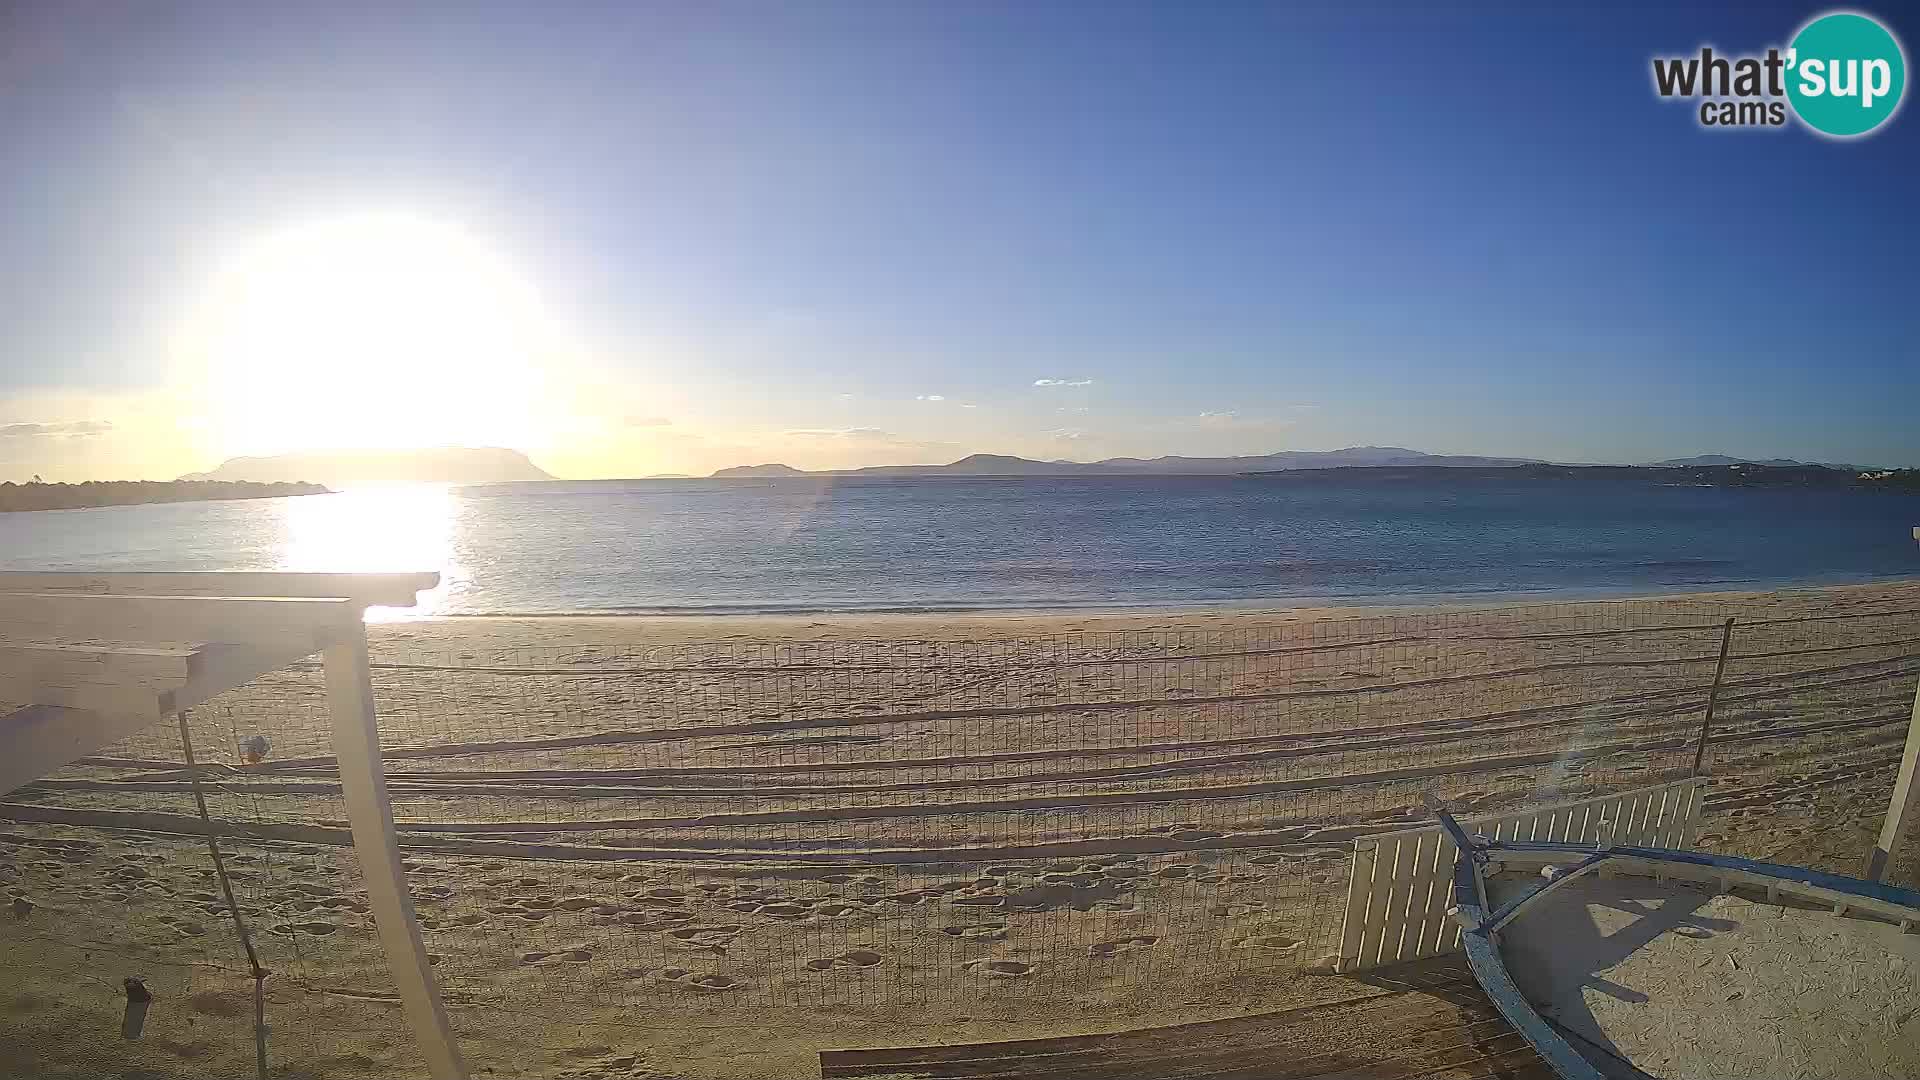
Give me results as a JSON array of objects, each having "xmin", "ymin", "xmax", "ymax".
[{"xmin": 1333, "ymin": 777, "xmax": 1707, "ymax": 974}]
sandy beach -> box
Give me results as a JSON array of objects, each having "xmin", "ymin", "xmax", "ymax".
[{"xmin": 3, "ymin": 580, "xmax": 1918, "ymax": 1079}]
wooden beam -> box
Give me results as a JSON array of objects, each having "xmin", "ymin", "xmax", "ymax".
[
  {"xmin": 0, "ymin": 678, "xmax": 164, "ymax": 720},
  {"xmin": 0, "ymin": 642, "xmax": 194, "ymax": 685},
  {"xmin": 1867, "ymin": 675, "xmax": 1920, "ymax": 882},
  {"xmin": 0, "ymin": 646, "xmax": 309, "ymax": 793},
  {"xmin": 0, "ymin": 571, "xmax": 439, "ymax": 608},
  {"xmin": 0, "ymin": 593, "xmax": 358, "ymax": 651},
  {"xmin": 165, "ymin": 645, "xmax": 301, "ymax": 716},
  {"xmin": 0, "ymin": 704, "xmax": 152, "ymax": 796},
  {"xmin": 323, "ymin": 621, "xmax": 466, "ymax": 1079}
]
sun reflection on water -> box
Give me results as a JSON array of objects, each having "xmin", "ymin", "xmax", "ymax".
[{"xmin": 279, "ymin": 485, "xmax": 457, "ymax": 618}]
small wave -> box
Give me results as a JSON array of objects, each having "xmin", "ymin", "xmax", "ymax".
[{"xmin": 1631, "ymin": 558, "xmax": 1734, "ymax": 570}]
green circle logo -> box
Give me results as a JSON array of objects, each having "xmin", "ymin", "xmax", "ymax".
[{"xmin": 1787, "ymin": 12, "xmax": 1907, "ymax": 137}]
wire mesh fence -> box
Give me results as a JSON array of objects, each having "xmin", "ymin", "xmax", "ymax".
[{"xmin": 2, "ymin": 586, "xmax": 1916, "ymax": 1076}]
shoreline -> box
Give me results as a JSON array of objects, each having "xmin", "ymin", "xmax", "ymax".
[
  {"xmin": 391, "ymin": 574, "xmax": 1920, "ymax": 624},
  {"xmin": 369, "ymin": 577, "xmax": 1920, "ymax": 652}
]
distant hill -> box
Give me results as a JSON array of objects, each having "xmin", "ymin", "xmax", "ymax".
[
  {"xmin": 1248, "ymin": 463, "xmax": 1920, "ymax": 491},
  {"xmin": 712, "ymin": 463, "xmax": 809, "ymax": 478},
  {"xmin": 182, "ymin": 447, "xmax": 553, "ymax": 486},
  {"xmin": 0, "ymin": 479, "xmax": 326, "ymax": 513},
  {"xmin": 1642, "ymin": 454, "xmax": 1872, "ymax": 470},
  {"xmin": 710, "ymin": 447, "xmax": 1546, "ymax": 478}
]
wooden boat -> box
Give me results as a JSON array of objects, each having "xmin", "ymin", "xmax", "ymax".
[{"xmin": 1432, "ymin": 801, "xmax": 1920, "ymax": 1080}]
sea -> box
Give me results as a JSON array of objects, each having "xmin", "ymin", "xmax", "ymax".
[{"xmin": 2, "ymin": 474, "xmax": 1917, "ymax": 615}]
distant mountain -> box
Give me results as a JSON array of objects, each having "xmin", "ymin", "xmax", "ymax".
[
  {"xmin": 712, "ymin": 463, "xmax": 809, "ymax": 478},
  {"xmin": 1247, "ymin": 463, "xmax": 1920, "ymax": 492},
  {"xmin": 182, "ymin": 446, "xmax": 553, "ymax": 486},
  {"xmin": 1642, "ymin": 455, "xmax": 1870, "ymax": 470},
  {"xmin": 709, "ymin": 447, "xmax": 1546, "ymax": 478}
]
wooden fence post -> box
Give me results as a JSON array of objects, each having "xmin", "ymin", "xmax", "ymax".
[
  {"xmin": 1690, "ymin": 618, "xmax": 1736, "ymax": 777},
  {"xmin": 1866, "ymin": 674, "xmax": 1920, "ymax": 883},
  {"xmin": 324, "ymin": 622, "xmax": 467, "ymax": 1079}
]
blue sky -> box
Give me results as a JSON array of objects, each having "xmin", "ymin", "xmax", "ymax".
[{"xmin": 0, "ymin": 0, "xmax": 1914, "ymax": 479}]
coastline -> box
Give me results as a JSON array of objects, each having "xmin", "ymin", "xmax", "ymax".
[{"xmin": 371, "ymin": 577, "xmax": 1920, "ymax": 653}]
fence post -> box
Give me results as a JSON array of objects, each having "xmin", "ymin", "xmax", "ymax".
[
  {"xmin": 1866, "ymin": 674, "xmax": 1920, "ymax": 883},
  {"xmin": 324, "ymin": 622, "xmax": 467, "ymax": 1079},
  {"xmin": 1690, "ymin": 618, "xmax": 1736, "ymax": 777}
]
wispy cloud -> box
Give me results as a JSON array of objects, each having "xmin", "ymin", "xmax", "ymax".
[
  {"xmin": 915, "ymin": 394, "xmax": 946, "ymax": 402},
  {"xmin": 1033, "ymin": 378, "xmax": 1094, "ymax": 387},
  {"xmin": 0, "ymin": 420, "xmax": 114, "ymax": 438},
  {"xmin": 784, "ymin": 427, "xmax": 896, "ymax": 439},
  {"xmin": 1048, "ymin": 427, "xmax": 1087, "ymax": 440}
]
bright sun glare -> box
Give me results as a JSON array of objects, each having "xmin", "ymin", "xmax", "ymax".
[{"xmin": 184, "ymin": 213, "xmax": 553, "ymax": 455}]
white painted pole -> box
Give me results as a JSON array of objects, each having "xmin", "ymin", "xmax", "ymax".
[
  {"xmin": 324, "ymin": 622, "xmax": 467, "ymax": 1079},
  {"xmin": 1866, "ymin": 674, "xmax": 1920, "ymax": 883}
]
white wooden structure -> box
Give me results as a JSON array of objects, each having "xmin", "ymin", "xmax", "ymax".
[
  {"xmin": 0, "ymin": 571, "xmax": 465, "ymax": 1079},
  {"xmin": 1866, "ymin": 673, "xmax": 1920, "ymax": 882},
  {"xmin": 1332, "ymin": 777, "xmax": 1706, "ymax": 974}
]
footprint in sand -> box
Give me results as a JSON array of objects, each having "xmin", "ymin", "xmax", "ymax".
[
  {"xmin": 1039, "ymin": 871, "xmax": 1104, "ymax": 888},
  {"xmin": 810, "ymin": 901, "xmax": 866, "ymax": 918},
  {"xmin": 1088, "ymin": 935, "xmax": 1158, "ymax": 958},
  {"xmin": 652, "ymin": 968, "xmax": 739, "ymax": 992},
  {"xmin": 938, "ymin": 923, "xmax": 1008, "ymax": 941},
  {"xmin": 522, "ymin": 943, "xmax": 595, "ymax": 965},
  {"xmin": 816, "ymin": 873, "xmax": 884, "ymax": 886},
  {"xmin": 269, "ymin": 921, "xmax": 338, "ymax": 937},
  {"xmin": 1153, "ymin": 865, "xmax": 1196, "ymax": 880},
  {"xmin": 1208, "ymin": 901, "xmax": 1265, "ymax": 917},
  {"xmin": 157, "ymin": 914, "xmax": 207, "ymax": 937},
  {"xmin": 617, "ymin": 910, "xmax": 692, "ymax": 930},
  {"xmin": 1237, "ymin": 933, "xmax": 1302, "ymax": 952},
  {"xmin": 963, "ymin": 958, "xmax": 1034, "ymax": 978},
  {"xmin": 1173, "ymin": 829, "xmax": 1224, "ymax": 844},
  {"xmin": 804, "ymin": 949, "xmax": 883, "ymax": 971},
  {"xmin": 666, "ymin": 925, "xmax": 743, "ymax": 952}
]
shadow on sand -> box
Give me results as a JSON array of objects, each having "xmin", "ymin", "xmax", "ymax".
[{"xmin": 1491, "ymin": 875, "xmax": 1738, "ymax": 1079}]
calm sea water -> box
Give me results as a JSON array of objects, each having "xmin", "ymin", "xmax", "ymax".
[{"xmin": 1, "ymin": 475, "xmax": 1916, "ymax": 615}]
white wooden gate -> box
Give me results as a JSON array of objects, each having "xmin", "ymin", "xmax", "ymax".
[{"xmin": 1333, "ymin": 777, "xmax": 1706, "ymax": 974}]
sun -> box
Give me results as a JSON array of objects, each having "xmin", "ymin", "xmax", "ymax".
[{"xmin": 180, "ymin": 213, "xmax": 555, "ymax": 455}]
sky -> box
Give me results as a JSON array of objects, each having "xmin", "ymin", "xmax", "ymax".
[{"xmin": 0, "ymin": 0, "xmax": 1915, "ymax": 481}]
